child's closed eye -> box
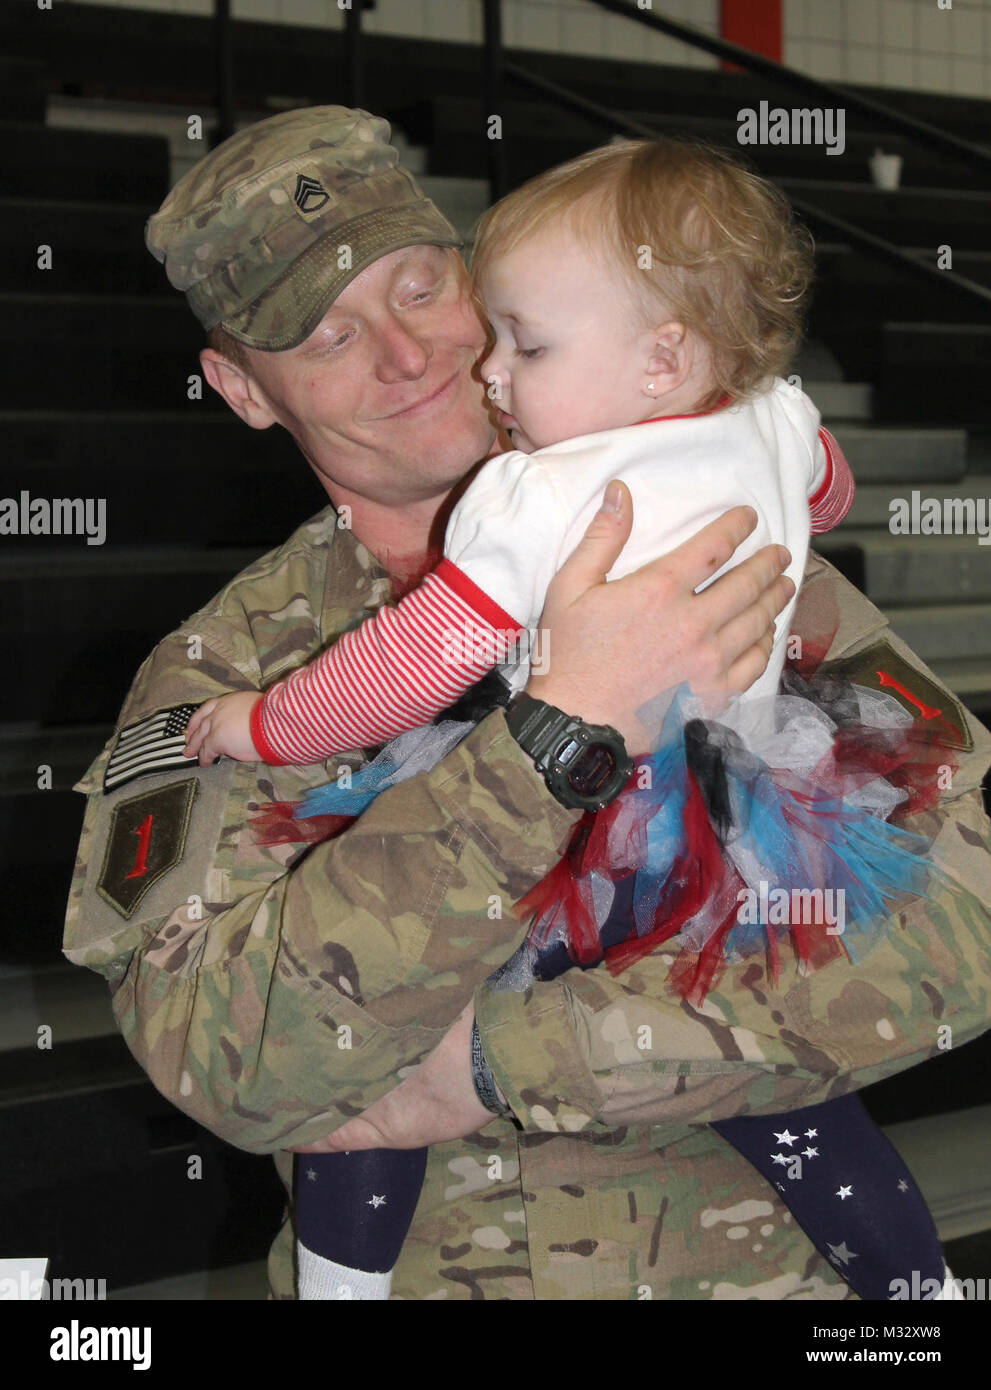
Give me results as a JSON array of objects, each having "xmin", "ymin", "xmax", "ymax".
[{"xmin": 514, "ymin": 347, "xmax": 544, "ymax": 359}]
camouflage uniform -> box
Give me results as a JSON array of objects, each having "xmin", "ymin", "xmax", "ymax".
[{"xmin": 64, "ymin": 506, "xmax": 991, "ymax": 1300}]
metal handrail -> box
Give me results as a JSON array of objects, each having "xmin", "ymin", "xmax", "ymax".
[
  {"xmin": 212, "ymin": 0, "xmax": 234, "ymax": 149},
  {"xmin": 345, "ymin": 0, "xmax": 365, "ymax": 110},
  {"xmin": 505, "ymin": 60, "xmax": 991, "ymax": 311},
  {"xmin": 586, "ymin": 0, "xmax": 991, "ymax": 177},
  {"xmin": 483, "ymin": 0, "xmax": 507, "ymax": 200}
]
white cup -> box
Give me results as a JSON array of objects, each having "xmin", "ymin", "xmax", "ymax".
[{"xmin": 869, "ymin": 150, "xmax": 903, "ymax": 190}]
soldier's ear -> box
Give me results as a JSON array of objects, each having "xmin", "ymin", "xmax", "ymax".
[{"xmin": 199, "ymin": 348, "xmax": 279, "ymax": 430}]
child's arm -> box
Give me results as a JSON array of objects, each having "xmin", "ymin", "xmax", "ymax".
[
  {"xmin": 808, "ymin": 426, "xmax": 855, "ymax": 534},
  {"xmin": 184, "ymin": 561, "xmax": 524, "ymax": 766}
]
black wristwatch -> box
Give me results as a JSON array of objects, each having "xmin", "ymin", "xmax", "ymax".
[{"xmin": 504, "ymin": 692, "xmax": 634, "ymax": 812}]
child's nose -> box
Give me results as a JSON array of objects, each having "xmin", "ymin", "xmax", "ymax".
[{"xmin": 481, "ymin": 352, "xmax": 507, "ymax": 404}]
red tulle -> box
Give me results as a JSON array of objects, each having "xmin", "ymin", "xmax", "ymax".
[
  {"xmin": 249, "ymin": 801, "xmax": 357, "ymax": 847},
  {"xmin": 514, "ymin": 819, "xmax": 602, "ymax": 966},
  {"xmin": 814, "ymin": 718, "xmax": 959, "ymax": 816},
  {"xmin": 601, "ymin": 767, "xmax": 744, "ymax": 994}
]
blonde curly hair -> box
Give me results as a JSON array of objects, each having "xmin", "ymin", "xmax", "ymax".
[{"xmin": 470, "ymin": 137, "xmax": 816, "ymax": 411}]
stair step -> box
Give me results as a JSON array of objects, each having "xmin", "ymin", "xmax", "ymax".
[
  {"xmin": 0, "ymin": 58, "xmax": 48, "ymax": 124},
  {"xmin": 927, "ymin": 659, "xmax": 991, "ymax": 715},
  {"xmin": 881, "ymin": 1104, "xmax": 991, "ymax": 1244},
  {"xmin": 848, "ymin": 478, "xmax": 990, "ymax": 527},
  {"xmin": 1, "ymin": 410, "xmax": 325, "ymax": 547},
  {"xmin": 417, "ymin": 175, "xmax": 489, "ymax": 242},
  {"xmin": 886, "ymin": 605, "xmax": 991, "ymax": 663},
  {"xmin": 0, "ymin": 791, "xmax": 85, "ymax": 966},
  {"xmin": 0, "ymin": 1034, "xmax": 287, "ymax": 1291},
  {"xmin": 0, "ymin": 963, "xmax": 116, "ymax": 1052},
  {"xmin": 826, "ymin": 425, "xmax": 967, "ymax": 485},
  {"xmin": 779, "ymin": 178, "xmax": 991, "ymax": 253},
  {"xmin": 0, "ymin": 548, "xmax": 260, "ymax": 724},
  {"xmin": 0, "ymin": 120, "xmax": 169, "ymax": 203},
  {"xmin": 876, "ymin": 323, "xmax": 991, "ymax": 427},
  {"xmin": 0, "ymin": 724, "xmax": 111, "ymax": 796},
  {"xmin": 813, "ymin": 530, "xmax": 991, "ymax": 605},
  {"xmin": 0, "ymin": 197, "xmax": 161, "ymax": 295},
  {"xmin": 807, "ymin": 381, "xmax": 874, "ymax": 421},
  {"xmin": 0, "ymin": 293, "xmax": 203, "ymax": 409},
  {"xmin": 817, "ymin": 241, "xmax": 991, "ymax": 292}
]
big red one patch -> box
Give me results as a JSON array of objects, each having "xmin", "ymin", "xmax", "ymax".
[
  {"xmin": 822, "ymin": 637, "xmax": 973, "ymax": 753},
  {"xmin": 97, "ymin": 779, "xmax": 198, "ymax": 919}
]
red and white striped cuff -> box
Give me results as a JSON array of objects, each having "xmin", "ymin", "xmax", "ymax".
[{"xmin": 809, "ymin": 427, "xmax": 856, "ymax": 534}]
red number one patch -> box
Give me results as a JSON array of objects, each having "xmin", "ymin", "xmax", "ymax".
[
  {"xmin": 876, "ymin": 670, "xmax": 942, "ymax": 721},
  {"xmin": 125, "ymin": 813, "xmax": 154, "ymax": 880}
]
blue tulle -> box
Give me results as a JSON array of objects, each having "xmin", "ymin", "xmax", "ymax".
[
  {"xmin": 293, "ymin": 720, "xmax": 476, "ymax": 820},
  {"xmin": 296, "ymin": 761, "xmax": 399, "ymax": 818}
]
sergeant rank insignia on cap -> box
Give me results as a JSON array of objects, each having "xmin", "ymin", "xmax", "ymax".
[
  {"xmin": 104, "ymin": 704, "xmax": 200, "ymax": 792},
  {"xmin": 293, "ymin": 174, "xmax": 330, "ymax": 213}
]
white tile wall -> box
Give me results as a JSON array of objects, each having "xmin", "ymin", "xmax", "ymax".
[
  {"xmin": 916, "ymin": 52, "xmax": 951, "ymax": 91},
  {"xmin": 509, "ymin": 0, "xmax": 562, "ymax": 53},
  {"xmin": 880, "ymin": 0, "xmax": 916, "ymax": 49},
  {"xmin": 804, "ymin": 4, "xmax": 844, "ymax": 43},
  {"xmin": 560, "ymin": 4, "xmax": 605, "ymax": 58},
  {"xmin": 846, "ymin": 46, "xmax": 881, "ymax": 84},
  {"xmin": 60, "ymin": 0, "xmax": 991, "ymax": 98},
  {"xmin": 881, "ymin": 47, "xmax": 916, "ymax": 86},
  {"xmin": 843, "ymin": 0, "xmax": 881, "ymax": 47},
  {"xmin": 805, "ymin": 39, "xmax": 846, "ymax": 81},
  {"xmin": 364, "ymin": 0, "xmax": 425, "ymax": 37},
  {"xmin": 951, "ymin": 54, "xmax": 987, "ymax": 94}
]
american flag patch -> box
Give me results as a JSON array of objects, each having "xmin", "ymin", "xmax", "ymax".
[{"xmin": 104, "ymin": 704, "xmax": 201, "ymax": 793}]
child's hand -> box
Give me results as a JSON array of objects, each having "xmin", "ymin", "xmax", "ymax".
[{"xmin": 184, "ymin": 692, "xmax": 262, "ymax": 765}]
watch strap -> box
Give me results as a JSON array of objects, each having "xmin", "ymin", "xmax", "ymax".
[{"xmin": 470, "ymin": 1018, "xmax": 511, "ymax": 1116}]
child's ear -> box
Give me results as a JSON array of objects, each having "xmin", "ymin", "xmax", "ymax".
[{"xmin": 644, "ymin": 321, "xmax": 690, "ymax": 394}]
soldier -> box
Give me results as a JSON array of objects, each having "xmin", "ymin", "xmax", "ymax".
[{"xmin": 64, "ymin": 107, "xmax": 991, "ymax": 1299}]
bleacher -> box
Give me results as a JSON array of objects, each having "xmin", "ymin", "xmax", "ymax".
[{"xmin": 1, "ymin": 1, "xmax": 989, "ymax": 1296}]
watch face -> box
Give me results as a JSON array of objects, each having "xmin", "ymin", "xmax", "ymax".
[{"xmin": 566, "ymin": 743, "xmax": 618, "ymax": 797}]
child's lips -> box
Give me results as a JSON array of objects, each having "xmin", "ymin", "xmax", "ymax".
[{"xmin": 496, "ymin": 408, "xmax": 518, "ymax": 430}]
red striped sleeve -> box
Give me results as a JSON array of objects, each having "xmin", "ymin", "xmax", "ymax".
[
  {"xmin": 809, "ymin": 427, "xmax": 856, "ymax": 534},
  {"xmin": 254, "ymin": 565, "xmax": 526, "ymax": 764}
]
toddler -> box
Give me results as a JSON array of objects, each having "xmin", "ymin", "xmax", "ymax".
[{"xmin": 185, "ymin": 139, "xmax": 954, "ymax": 1301}]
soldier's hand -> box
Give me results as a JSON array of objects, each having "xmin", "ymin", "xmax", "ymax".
[
  {"xmin": 291, "ymin": 1004, "xmax": 495, "ymax": 1152},
  {"xmin": 184, "ymin": 691, "xmax": 263, "ymax": 765}
]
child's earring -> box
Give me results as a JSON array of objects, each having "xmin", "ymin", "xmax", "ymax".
[{"xmin": 646, "ymin": 383, "xmax": 655, "ymax": 392}]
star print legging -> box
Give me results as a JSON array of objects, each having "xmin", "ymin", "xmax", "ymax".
[
  {"xmin": 295, "ymin": 1146, "xmax": 428, "ymax": 1276},
  {"xmin": 295, "ymin": 1089, "xmax": 946, "ymax": 1297}
]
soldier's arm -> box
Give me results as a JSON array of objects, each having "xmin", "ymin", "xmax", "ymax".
[
  {"xmin": 475, "ymin": 557, "xmax": 991, "ymax": 1133},
  {"xmin": 65, "ymin": 540, "xmax": 583, "ymax": 1156}
]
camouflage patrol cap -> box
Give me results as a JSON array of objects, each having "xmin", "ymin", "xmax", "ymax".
[{"xmin": 144, "ymin": 105, "xmax": 462, "ymax": 351}]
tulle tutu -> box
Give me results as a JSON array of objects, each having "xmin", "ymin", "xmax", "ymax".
[
  {"xmin": 514, "ymin": 670, "xmax": 959, "ymax": 1005},
  {"xmin": 249, "ymin": 665, "xmax": 962, "ymax": 1006}
]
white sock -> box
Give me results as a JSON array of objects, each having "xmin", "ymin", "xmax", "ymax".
[
  {"xmin": 933, "ymin": 1264, "xmax": 966, "ymax": 1300},
  {"xmin": 296, "ymin": 1240, "xmax": 394, "ymax": 1301}
]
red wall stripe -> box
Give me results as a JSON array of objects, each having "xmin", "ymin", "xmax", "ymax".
[{"xmin": 720, "ymin": 0, "xmax": 782, "ymax": 71}]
